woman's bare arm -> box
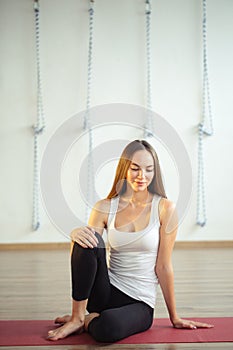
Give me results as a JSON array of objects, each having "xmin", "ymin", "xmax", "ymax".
[
  {"xmin": 156, "ymin": 198, "xmax": 179, "ymax": 322},
  {"xmin": 70, "ymin": 199, "xmax": 110, "ymax": 249},
  {"xmin": 156, "ymin": 199, "xmax": 213, "ymax": 329}
]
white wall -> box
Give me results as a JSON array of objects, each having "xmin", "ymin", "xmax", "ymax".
[{"xmin": 1, "ymin": 0, "xmax": 233, "ymax": 243}]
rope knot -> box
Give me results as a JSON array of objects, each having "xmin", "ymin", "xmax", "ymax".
[
  {"xmin": 197, "ymin": 220, "xmax": 206, "ymax": 227},
  {"xmin": 143, "ymin": 125, "xmax": 154, "ymax": 138},
  {"xmin": 33, "ymin": 222, "xmax": 40, "ymax": 231},
  {"xmin": 33, "ymin": 125, "xmax": 45, "ymax": 135},
  {"xmin": 198, "ymin": 122, "xmax": 204, "ymax": 133}
]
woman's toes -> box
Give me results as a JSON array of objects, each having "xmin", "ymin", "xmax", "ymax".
[
  {"xmin": 47, "ymin": 321, "xmax": 84, "ymax": 341},
  {"xmin": 47, "ymin": 330, "xmax": 57, "ymax": 339}
]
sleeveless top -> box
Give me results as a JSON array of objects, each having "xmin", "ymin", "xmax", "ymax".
[{"xmin": 106, "ymin": 194, "xmax": 161, "ymax": 308}]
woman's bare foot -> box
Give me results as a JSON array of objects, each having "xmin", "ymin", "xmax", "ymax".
[
  {"xmin": 47, "ymin": 320, "xmax": 84, "ymax": 341},
  {"xmin": 54, "ymin": 314, "xmax": 71, "ymax": 324}
]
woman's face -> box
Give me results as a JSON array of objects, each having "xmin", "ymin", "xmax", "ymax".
[{"xmin": 126, "ymin": 150, "xmax": 155, "ymax": 192}]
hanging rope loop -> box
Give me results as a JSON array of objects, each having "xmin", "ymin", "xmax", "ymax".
[
  {"xmin": 201, "ymin": 0, "xmax": 213, "ymax": 137},
  {"xmin": 83, "ymin": 0, "xmax": 96, "ymax": 223},
  {"xmin": 83, "ymin": 0, "xmax": 94, "ymax": 132},
  {"xmin": 196, "ymin": 0, "xmax": 214, "ymax": 227},
  {"xmin": 144, "ymin": 0, "xmax": 154, "ymax": 138},
  {"xmin": 32, "ymin": 0, "xmax": 46, "ymax": 231}
]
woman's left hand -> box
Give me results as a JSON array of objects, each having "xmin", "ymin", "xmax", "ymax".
[{"xmin": 172, "ymin": 318, "xmax": 214, "ymax": 329}]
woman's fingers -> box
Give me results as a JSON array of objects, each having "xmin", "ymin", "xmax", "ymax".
[
  {"xmin": 76, "ymin": 234, "xmax": 96, "ymax": 248},
  {"xmin": 71, "ymin": 226, "xmax": 99, "ymax": 248},
  {"xmin": 173, "ymin": 320, "xmax": 195, "ymax": 329},
  {"xmin": 173, "ymin": 318, "xmax": 214, "ymax": 329},
  {"xmin": 191, "ymin": 321, "xmax": 214, "ymax": 328},
  {"xmin": 76, "ymin": 237, "xmax": 93, "ymax": 249},
  {"xmin": 82, "ymin": 228, "xmax": 99, "ymax": 247},
  {"xmin": 85, "ymin": 227, "xmax": 99, "ymax": 245}
]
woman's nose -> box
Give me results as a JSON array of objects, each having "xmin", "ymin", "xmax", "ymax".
[{"xmin": 138, "ymin": 169, "xmax": 145, "ymax": 178}]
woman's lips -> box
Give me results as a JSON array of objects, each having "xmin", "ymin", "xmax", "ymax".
[{"xmin": 135, "ymin": 181, "xmax": 146, "ymax": 186}]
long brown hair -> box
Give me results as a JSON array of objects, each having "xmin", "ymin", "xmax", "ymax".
[{"xmin": 106, "ymin": 140, "xmax": 167, "ymax": 199}]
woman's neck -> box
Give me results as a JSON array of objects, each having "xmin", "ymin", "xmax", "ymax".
[{"xmin": 121, "ymin": 190, "xmax": 151, "ymax": 208}]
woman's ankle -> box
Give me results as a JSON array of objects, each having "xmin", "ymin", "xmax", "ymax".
[
  {"xmin": 70, "ymin": 314, "xmax": 85, "ymax": 324},
  {"xmin": 84, "ymin": 312, "xmax": 100, "ymax": 331},
  {"xmin": 71, "ymin": 299, "xmax": 88, "ymax": 324}
]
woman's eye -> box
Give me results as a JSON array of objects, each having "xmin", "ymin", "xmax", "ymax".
[
  {"xmin": 130, "ymin": 167, "xmax": 154, "ymax": 172},
  {"xmin": 130, "ymin": 168, "xmax": 138, "ymax": 171}
]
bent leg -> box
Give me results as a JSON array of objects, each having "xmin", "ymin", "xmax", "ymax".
[
  {"xmin": 88, "ymin": 302, "xmax": 154, "ymax": 343},
  {"xmin": 71, "ymin": 233, "xmax": 111, "ymax": 312},
  {"xmin": 48, "ymin": 233, "xmax": 111, "ymax": 340}
]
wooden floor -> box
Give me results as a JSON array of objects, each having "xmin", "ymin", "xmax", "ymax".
[{"xmin": 0, "ymin": 246, "xmax": 233, "ymax": 349}]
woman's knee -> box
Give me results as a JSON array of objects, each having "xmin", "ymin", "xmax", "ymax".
[
  {"xmin": 94, "ymin": 232, "xmax": 106, "ymax": 248},
  {"xmin": 72, "ymin": 232, "xmax": 106, "ymax": 261}
]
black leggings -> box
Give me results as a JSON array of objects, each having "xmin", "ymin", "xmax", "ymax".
[{"xmin": 71, "ymin": 232, "xmax": 154, "ymax": 343}]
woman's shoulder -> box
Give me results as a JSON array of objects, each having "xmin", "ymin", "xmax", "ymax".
[
  {"xmin": 159, "ymin": 197, "xmax": 175, "ymax": 209},
  {"xmin": 158, "ymin": 197, "xmax": 176, "ymax": 224},
  {"xmin": 93, "ymin": 198, "xmax": 112, "ymax": 214}
]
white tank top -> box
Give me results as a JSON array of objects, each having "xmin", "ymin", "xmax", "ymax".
[{"xmin": 107, "ymin": 194, "xmax": 161, "ymax": 308}]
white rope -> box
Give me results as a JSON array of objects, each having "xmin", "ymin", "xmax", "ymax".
[
  {"xmin": 196, "ymin": 0, "xmax": 214, "ymax": 227},
  {"xmin": 83, "ymin": 0, "xmax": 95, "ymax": 223},
  {"xmin": 144, "ymin": 0, "xmax": 154, "ymax": 138},
  {"xmin": 32, "ymin": 0, "xmax": 46, "ymax": 230}
]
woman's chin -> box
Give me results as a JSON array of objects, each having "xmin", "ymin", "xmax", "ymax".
[{"xmin": 133, "ymin": 186, "xmax": 147, "ymax": 192}]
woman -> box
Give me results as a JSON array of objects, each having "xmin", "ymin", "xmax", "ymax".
[{"xmin": 48, "ymin": 139, "xmax": 213, "ymax": 342}]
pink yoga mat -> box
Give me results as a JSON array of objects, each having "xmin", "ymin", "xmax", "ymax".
[{"xmin": 0, "ymin": 318, "xmax": 232, "ymax": 346}]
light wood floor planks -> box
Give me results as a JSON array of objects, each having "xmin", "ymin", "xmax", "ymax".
[{"xmin": 0, "ymin": 246, "xmax": 232, "ymax": 349}]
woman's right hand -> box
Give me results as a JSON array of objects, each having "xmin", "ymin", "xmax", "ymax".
[{"xmin": 70, "ymin": 226, "xmax": 99, "ymax": 249}]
